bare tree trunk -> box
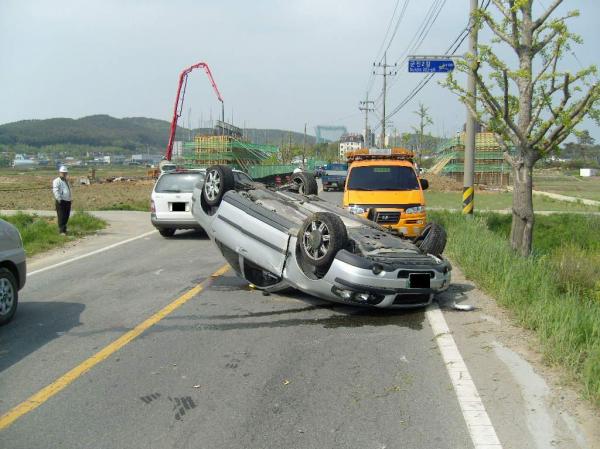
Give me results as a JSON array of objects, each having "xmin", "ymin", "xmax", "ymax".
[{"xmin": 510, "ymin": 156, "xmax": 535, "ymax": 256}]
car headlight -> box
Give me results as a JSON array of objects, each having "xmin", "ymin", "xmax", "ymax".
[
  {"xmin": 348, "ymin": 205, "xmax": 367, "ymax": 215},
  {"xmin": 405, "ymin": 206, "xmax": 425, "ymax": 214}
]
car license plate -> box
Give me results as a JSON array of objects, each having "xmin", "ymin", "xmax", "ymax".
[
  {"xmin": 409, "ymin": 273, "xmax": 430, "ymax": 289},
  {"xmin": 331, "ymin": 182, "xmax": 338, "ymax": 187},
  {"xmin": 171, "ymin": 202, "xmax": 186, "ymax": 212}
]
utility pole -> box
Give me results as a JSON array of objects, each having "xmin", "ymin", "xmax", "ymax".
[
  {"xmin": 373, "ymin": 52, "xmax": 397, "ymax": 147},
  {"xmin": 303, "ymin": 123, "xmax": 307, "ymax": 168},
  {"xmin": 359, "ymin": 92, "xmax": 375, "ymax": 147},
  {"xmin": 463, "ymin": 0, "xmax": 478, "ymax": 216}
]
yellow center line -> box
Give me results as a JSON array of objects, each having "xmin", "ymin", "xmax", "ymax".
[{"xmin": 0, "ymin": 264, "xmax": 230, "ymax": 431}]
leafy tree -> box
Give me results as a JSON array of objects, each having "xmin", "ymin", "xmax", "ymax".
[
  {"xmin": 411, "ymin": 103, "xmax": 434, "ymax": 165},
  {"xmin": 575, "ymin": 129, "xmax": 595, "ymax": 161},
  {"xmin": 445, "ymin": 0, "xmax": 600, "ymax": 256}
]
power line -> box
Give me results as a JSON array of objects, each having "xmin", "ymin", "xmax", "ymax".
[
  {"xmin": 366, "ymin": 0, "xmax": 402, "ymax": 94},
  {"xmin": 372, "ymin": 0, "xmax": 447, "ymax": 108},
  {"xmin": 380, "ymin": 0, "xmax": 490, "ymax": 125},
  {"xmin": 383, "ymin": 0, "xmax": 411, "ymax": 55}
]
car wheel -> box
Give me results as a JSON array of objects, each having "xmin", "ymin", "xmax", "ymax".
[
  {"xmin": 202, "ymin": 165, "xmax": 235, "ymax": 207},
  {"xmin": 0, "ymin": 268, "xmax": 18, "ymax": 325},
  {"xmin": 291, "ymin": 172, "xmax": 318, "ymax": 195},
  {"xmin": 415, "ymin": 222, "xmax": 447, "ymax": 256},
  {"xmin": 297, "ymin": 212, "xmax": 348, "ymax": 269},
  {"xmin": 159, "ymin": 228, "xmax": 176, "ymax": 238}
]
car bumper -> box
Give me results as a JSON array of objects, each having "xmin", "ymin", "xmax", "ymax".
[
  {"xmin": 355, "ymin": 211, "xmax": 427, "ymax": 237},
  {"xmin": 16, "ymin": 260, "xmax": 26, "ymax": 290},
  {"xmin": 284, "ymin": 249, "xmax": 451, "ymax": 309},
  {"xmin": 151, "ymin": 213, "xmax": 203, "ymax": 230}
]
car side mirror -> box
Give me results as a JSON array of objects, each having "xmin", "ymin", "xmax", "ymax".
[{"xmin": 420, "ymin": 179, "xmax": 429, "ymax": 190}]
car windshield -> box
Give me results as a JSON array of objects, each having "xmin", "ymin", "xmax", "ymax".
[
  {"xmin": 347, "ymin": 166, "xmax": 419, "ymax": 191},
  {"xmin": 154, "ymin": 173, "xmax": 205, "ymax": 193}
]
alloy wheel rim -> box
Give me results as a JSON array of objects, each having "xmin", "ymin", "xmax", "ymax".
[
  {"xmin": 204, "ymin": 170, "xmax": 221, "ymax": 201},
  {"xmin": 0, "ymin": 278, "xmax": 14, "ymax": 316},
  {"xmin": 302, "ymin": 220, "xmax": 331, "ymax": 261}
]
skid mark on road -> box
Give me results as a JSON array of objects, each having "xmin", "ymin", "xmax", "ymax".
[
  {"xmin": 427, "ymin": 305, "xmax": 503, "ymax": 449},
  {"xmin": 0, "ymin": 264, "xmax": 230, "ymax": 431}
]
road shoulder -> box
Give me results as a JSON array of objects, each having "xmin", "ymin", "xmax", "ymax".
[{"xmin": 438, "ymin": 264, "xmax": 600, "ymax": 449}]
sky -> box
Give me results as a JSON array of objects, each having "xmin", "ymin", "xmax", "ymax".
[{"xmin": 1, "ymin": 0, "xmax": 599, "ymax": 141}]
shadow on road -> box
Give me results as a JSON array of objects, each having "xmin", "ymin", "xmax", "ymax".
[
  {"xmin": 167, "ymin": 274, "xmax": 427, "ymax": 331},
  {"xmin": 435, "ymin": 283, "xmax": 476, "ymax": 309},
  {"xmin": 169, "ymin": 229, "xmax": 208, "ymax": 240},
  {"xmin": 0, "ymin": 301, "xmax": 85, "ymax": 373}
]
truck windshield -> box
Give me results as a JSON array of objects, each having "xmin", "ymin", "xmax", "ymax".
[
  {"xmin": 154, "ymin": 173, "xmax": 205, "ymax": 193},
  {"xmin": 347, "ymin": 166, "xmax": 419, "ymax": 191}
]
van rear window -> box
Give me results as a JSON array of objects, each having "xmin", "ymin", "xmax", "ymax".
[
  {"xmin": 347, "ymin": 166, "xmax": 419, "ymax": 191},
  {"xmin": 154, "ymin": 173, "xmax": 204, "ymax": 193}
]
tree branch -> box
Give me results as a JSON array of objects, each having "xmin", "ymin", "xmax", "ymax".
[
  {"xmin": 533, "ymin": 27, "xmax": 562, "ymax": 54},
  {"xmin": 543, "ymin": 86, "xmax": 598, "ymax": 150},
  {"xmin": 474, "ymin": 69, "xmax": 526, "ymax": 144},
  {"xmin": 491, "ymin": 0, "xmax": 510, "ymax": 21},
  {"xmin": 533, "ymin": 0, "xmax": 563, "ymax": 31},
  {"xmin": 532, "ymin": 42, "xmax": 560, "ymax": 87},
  {"xmin": 508, "ymin": 0, "xmax": 520, "ymax": 46},
  {"xmin": 503, "ymin": 69, "xmax": 509, "ymax": 123},
  {"xmin": 481, "ymin": 10, "xmax": 516, "ymax": 47}
]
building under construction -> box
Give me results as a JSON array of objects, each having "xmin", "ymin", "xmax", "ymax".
[
  {"xmin": 430, "ymin": 132, "xmax": 511, "ymax": 186},
  {"xmin": 177, "ymin": 120, "xmax": 280, "ymax": 173}
]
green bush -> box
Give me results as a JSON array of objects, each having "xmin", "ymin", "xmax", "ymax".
[
  {"xmin": 431, "ymin": 210, "xmax": 600, "ymax": 405},
  {"xmin": 0, "ymin": 211, "xmax": 106, "ymax": 256}
]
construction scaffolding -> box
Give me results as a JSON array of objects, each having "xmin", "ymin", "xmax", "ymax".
[
  {"xmin": 178, "ymin": 134, "xmax": 280, "ymax": 173},
  {"xmin": 432, "ymin": 132, "xmax": 511, "ymax": 186}
]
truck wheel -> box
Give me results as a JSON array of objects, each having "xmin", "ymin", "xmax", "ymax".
[
  {"xmin": 291, "ymin": 172, "xmax": 318, "ymax": 195},
  {"xmin": 297, "ymin": 212, "xmax": 348, "ymax": 269},
  {"xmin": 202, "ymin": 165, "xmax": 235, "ymax": 207},
  {"xmin": 415, "ymin": 222, "xmax": 447, "ymax": 256},
  {"xmin": 0, "ymin": 268, "xmax": 18, "ymax": 325}
]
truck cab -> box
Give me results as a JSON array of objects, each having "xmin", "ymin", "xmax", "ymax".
[
  {"xmin": 321, "ymin": 162, "xmax": 348, "ymax": 192},
  {"xmin": 343, "ymin": 148, "xmax": 428, "ymax": 238}
]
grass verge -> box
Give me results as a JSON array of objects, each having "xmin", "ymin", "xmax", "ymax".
[
  {"xmin": 430, "ymin": 211, "xmax": 600, "ymax": 406},
  {"xmin": 425, "ymin": 191, "xmax": 600, "ymax": 212},
  {"xmin": 0, "ymin": 211, "xmax": 107, "ymax": 256}
]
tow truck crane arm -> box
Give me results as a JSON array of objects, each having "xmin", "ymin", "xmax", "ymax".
[{"xmin": 165, "ymin": 62, "xmax": 224, "ymax": 161}]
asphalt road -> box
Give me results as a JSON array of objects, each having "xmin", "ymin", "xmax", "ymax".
[{"xmin": 0, "ymin": 197, "xmax": 594, "ymax": 449}]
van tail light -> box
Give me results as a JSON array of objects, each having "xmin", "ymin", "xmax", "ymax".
[{"xmin": 151, "ymin": 200, "xmax": 156, "ymax": 213}]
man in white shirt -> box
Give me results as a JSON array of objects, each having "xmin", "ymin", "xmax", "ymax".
[{"xmin": 52, "ymin": 166, "xmax": 72, "ymax": 235}]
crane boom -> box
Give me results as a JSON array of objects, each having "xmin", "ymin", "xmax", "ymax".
[{"xmin": 165, "ymin": 61, "xmax": 224, "ymax": 160}]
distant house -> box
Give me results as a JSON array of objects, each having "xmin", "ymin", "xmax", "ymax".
[{"xmin": 12, "ymin": 154, "xmax": 38, "ymax": 168}]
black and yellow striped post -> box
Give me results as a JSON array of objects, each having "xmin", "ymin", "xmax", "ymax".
[{"xmin": 462, "ymin": 186, "xmax": 474, "ymax": 215}]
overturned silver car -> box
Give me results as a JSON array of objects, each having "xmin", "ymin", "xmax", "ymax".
[{"xmin": 192, "ymin": 165, "xmax": 451, "ymax": 308}]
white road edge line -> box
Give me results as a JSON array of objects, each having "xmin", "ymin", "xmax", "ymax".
[
  {"xmin": 426, "ymin": 305, "xmax": 503, "ymax": 449},
  {"xmin": 28, "ymin": 230, "xmax": 156, "ymax": 276}
]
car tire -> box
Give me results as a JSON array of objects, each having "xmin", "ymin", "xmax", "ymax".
[
  {"xmin": 0, "ymin": 268, "xmax": 18, "ymax": 326},
  {"xmin": 202, "ymin": 165, "xmax": 235, "ymax": 207},
  {"xmin": 159, "ymin": 228, "xmax": 176, "ymax": 238},
  {"xmin": 297, "ymin": 212, "xmax": 348, "ymax": 269},
  {"xmin": 415, "ymin": 222, "xmax": 447, "ymax": 256},
  {"xmin": 291, "ymin": 172, "xmax": 318, "ymax": 195}
]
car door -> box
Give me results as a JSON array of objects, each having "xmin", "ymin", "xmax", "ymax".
[{"xmin": 211, "ymin": 192, "xmax": 292, "ymax": 276}]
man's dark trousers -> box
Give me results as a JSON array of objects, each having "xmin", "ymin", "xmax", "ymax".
[{"xmin": 56, "ymin": 200, "xmax": 72, "ymax": 233}]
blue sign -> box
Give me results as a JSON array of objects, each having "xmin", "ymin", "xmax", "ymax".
[{"xmin": 408, "ymin": 59, "xmax": 455, "ymax": 73}]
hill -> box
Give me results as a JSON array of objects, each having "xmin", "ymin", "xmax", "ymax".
[{"xmin": 0, "ymin": 115, "xmax": 316, "ymax": 154}]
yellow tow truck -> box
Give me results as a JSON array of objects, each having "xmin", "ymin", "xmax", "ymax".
[{"xmin": 343, "ymin": 148, "xmax": 429, "ymax": 238}]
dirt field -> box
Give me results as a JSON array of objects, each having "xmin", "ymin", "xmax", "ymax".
[{"xmin": 0, "ymin": 167, "xmax": 153, "ymax": 211}]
